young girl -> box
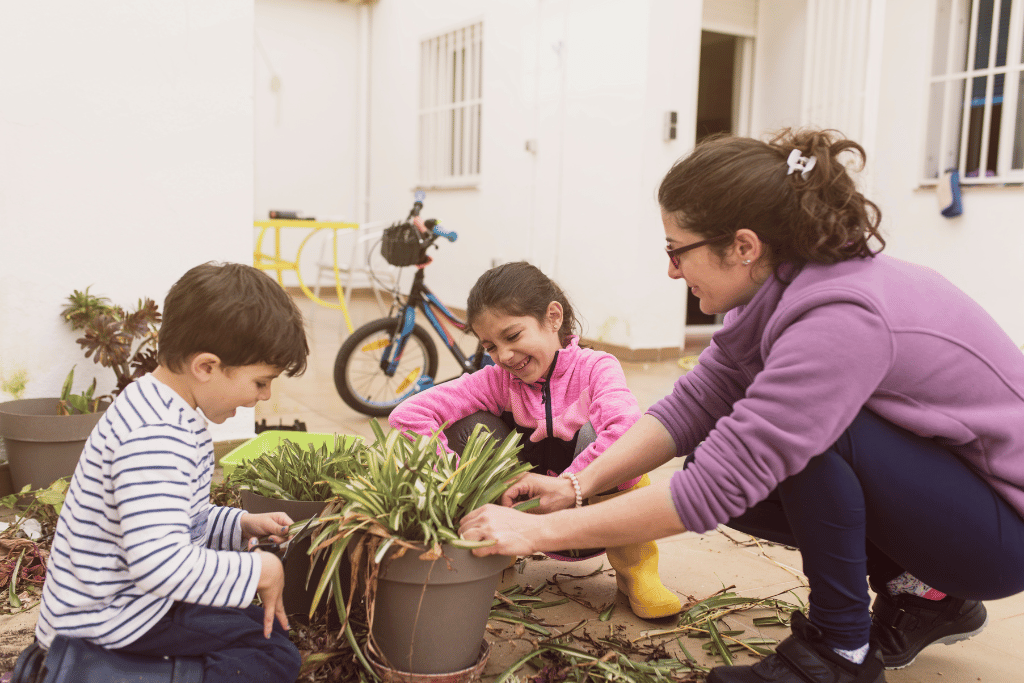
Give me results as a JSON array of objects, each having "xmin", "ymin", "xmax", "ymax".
[{"xmin": 388, "ymin": 261, "xmax": 681, "ymax": 620}]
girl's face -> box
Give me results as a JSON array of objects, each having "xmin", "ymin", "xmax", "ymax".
[
  {"xmin": 662, "ymin": 208, "xmax": 768, "ymax": 315},
  {"xmin": 472, "ymin": 302, "xmax": 564, "ymax": 384}
]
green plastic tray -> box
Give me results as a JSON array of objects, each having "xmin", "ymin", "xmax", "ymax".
[{"xmin": 219, "ymin": 430, "xmax": 361, "ymax": 479}]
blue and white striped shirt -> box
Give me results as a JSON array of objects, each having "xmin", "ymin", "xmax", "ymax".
[{"xmin": 36, "ymin": 374, "xmax": 260, "ymax": 649}]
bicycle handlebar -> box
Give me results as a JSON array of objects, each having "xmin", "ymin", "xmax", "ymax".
[
  {"xmin": 406, "ymin": 192, "xmax": 457, "ymax": 244},
  {"xmin": 431, "ymin": 224, "xmax": 457, "ymax": 242}
]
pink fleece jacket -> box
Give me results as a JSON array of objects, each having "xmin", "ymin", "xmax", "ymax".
[
  {"xmin": 389, "ymin": 336, "xmax": 642, "ymax": 489},
  {"xmin": 650, "ymin": 254, "xmax": 1024, "ymax": 534}
]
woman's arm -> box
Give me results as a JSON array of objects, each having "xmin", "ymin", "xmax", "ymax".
[
  {"xmin": 500, "ymin": 414, "xmax": 678, "ymax": 510},
  {"xmin": 462, "ymin": 478, "xmax": 685, "ymax": 556},
  {"xmin": 574, "ymin": 414, "xmax": 677, "ymax": 497}
]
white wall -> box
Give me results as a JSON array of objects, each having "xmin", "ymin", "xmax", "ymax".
[
  {"xmin": 365, "ymin": 0, "xmax": 705, "ymax": 350},
  {"xmin": 0, "ymin": 1, "xmax": 257, "ymax": 440},
  {"xmin": 253, "ymin": 0, "xmax": 363, "ymax": 288}
]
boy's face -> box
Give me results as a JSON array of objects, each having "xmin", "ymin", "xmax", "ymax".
[{"xmin": 197, "ymin": 362, "xmax": 281, "ymax": 424}]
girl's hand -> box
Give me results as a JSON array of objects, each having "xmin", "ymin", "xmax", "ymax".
[
  {"xmin": 459, "ymin": 504, "xmax": 543, "ymax": 557},
  {"xmin": 241, "ymin": 512, "xmax": 294, "ymax": 548},
  {"xmin": 500, "ymin": 473, "xmax": 577, "ymax": 513}
]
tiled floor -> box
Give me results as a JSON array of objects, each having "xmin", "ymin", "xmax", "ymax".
[{"xmin": 261, "ymin": 293, "xmax": 1024, "ymax": 682}]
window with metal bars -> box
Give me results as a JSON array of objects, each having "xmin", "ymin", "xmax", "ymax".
[
  {"xmin": 418, "ymin": 22, "xmax": 483, "ymax": 187},
  {"xmin": 925, "ymin": 0, "xmax": 1024, "ymax": 183}
]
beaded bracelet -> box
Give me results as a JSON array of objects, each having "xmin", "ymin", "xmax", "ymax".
[{"xmin": 560, "ymin": 472, "xmax": 583, "ymax": 508}]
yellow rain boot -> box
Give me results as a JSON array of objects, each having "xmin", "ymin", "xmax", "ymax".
[{"xmin": 594, "ymin": 475, "xmax": 682, "ymax": 620}]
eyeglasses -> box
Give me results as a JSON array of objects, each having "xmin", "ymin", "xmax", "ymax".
[{"xmin": 666, "ymin": 234, "xmax": 733, "ymax": 268}]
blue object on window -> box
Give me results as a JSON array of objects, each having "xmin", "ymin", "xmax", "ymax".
[{"xmin": 938, "ymin": 168, "xmax": 963, "ymax": 218}]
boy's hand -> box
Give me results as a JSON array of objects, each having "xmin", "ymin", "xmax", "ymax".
[
  {"xmin": 254, "ymin": 550, "xmax": 289, "ymax": 638},
  {"xmin": 241, "ymin": 512, "xmax": 294, "ymax": 548}
]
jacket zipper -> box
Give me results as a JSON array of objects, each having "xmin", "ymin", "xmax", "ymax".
[{"xmin": 542, "ymin": 350, "xmax": 559, "ymax": 438}]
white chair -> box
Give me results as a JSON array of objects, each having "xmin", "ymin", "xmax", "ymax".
[{"xmin": 312, "ymin": 220, "xmax": 398, "ymax": 318}]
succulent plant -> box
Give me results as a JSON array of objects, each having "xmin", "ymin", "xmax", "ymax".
[{"xmin": 60, "ymin": 287, "xmax": 161, "ymax": 396}]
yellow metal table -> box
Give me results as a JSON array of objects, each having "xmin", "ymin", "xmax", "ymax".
[{"xmin": 253, "ymin": 218, "xmax": 360, "ymax": 333}]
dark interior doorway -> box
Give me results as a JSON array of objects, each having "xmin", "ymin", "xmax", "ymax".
[{"xmin": 687, "ymin": 30, "xmax": 738, "ymax": 326}]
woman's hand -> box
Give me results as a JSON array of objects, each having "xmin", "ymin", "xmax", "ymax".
[
  {"xmin": 500, "ymin": 473, "xmax": 577, "ymax": 512},
  {"xmin": 460, "ymin": 504, "xmax": 547, "ymax": 557},
  {"xmin": 241, "ymin": 511, "xmax": 294, "ymax": 548}
]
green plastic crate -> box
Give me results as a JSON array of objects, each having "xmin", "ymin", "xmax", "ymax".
[{"xmin": 219, "ymin": 430, "xmax": 361, "ymax": 479}]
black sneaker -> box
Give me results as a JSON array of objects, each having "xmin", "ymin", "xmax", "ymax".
[
  {"xmin": 870, "ymin": 592, "xmax": 988, "ymax": 669},
  {"xmin": 707, "ymin": 612, "xmax": 886, "ymax": 683}
]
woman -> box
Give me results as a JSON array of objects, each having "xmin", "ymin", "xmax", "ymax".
[{"xmin": 459, "ymin": 129, "xmax": 1024, "ymax": 683}]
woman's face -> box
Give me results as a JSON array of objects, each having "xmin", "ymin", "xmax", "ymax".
[{"xmin": 661, "ymin": 209, "xmax": 767, "ymax": 315}]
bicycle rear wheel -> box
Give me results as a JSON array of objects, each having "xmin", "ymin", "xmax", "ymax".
[{"xmin": 334, "ymin": 317, "xmax": 439, "ymax": 417}]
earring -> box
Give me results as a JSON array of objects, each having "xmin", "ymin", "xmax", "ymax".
[{"xmin": 742, "ymin": 259, "xmax": 751, "ymax": 265}]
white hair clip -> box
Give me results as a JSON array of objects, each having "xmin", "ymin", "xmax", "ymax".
[{"xmin": 786, "ymin": 148, "xmax": 817, "ymax": 179}]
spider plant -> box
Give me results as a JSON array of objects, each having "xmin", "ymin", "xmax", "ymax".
[
  {"xmin": 305, "ymin": 420, "xmax": 528, "ymax": 669},
  {"xmin": 228, "ymin": 435, "xmax": 365, "ymax": 502}
]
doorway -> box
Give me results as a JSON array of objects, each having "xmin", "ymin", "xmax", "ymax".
[{"xmin": 686, "ymin": 29, "xmax": 751, "ymax": 328}]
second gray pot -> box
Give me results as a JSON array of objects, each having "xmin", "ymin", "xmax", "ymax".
[{"xmin": 371, "ymin": 544, "xmax": 507, "ymax": 674}]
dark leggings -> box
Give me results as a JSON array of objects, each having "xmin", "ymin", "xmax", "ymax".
[
  {"xmin": 721, "ymin": 408, "xmax": 1024, "ymax": 649},
  {"xmin": 117, "ymin": 602, "xmax": 301, "ymax": 682}
]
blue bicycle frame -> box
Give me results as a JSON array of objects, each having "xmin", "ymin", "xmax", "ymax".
[{"xmin": 383, "ymin": 264, "xmax": 485, "ymax": 393}]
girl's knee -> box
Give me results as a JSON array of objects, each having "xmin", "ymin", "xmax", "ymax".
[{"xmin": 444, "ymin": 411, "xmax": 510, "ymax": 454}]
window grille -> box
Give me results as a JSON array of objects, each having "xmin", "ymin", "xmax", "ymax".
[
  {"xmin": 419, "ymin": 22, "xmax": 483, "ymax": 186},
  {"xmin": 925, "ymin": 0, "xmax": 1024, "ymax": 184}
]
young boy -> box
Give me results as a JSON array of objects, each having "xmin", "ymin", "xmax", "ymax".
[{"xmin": 37, "ymin": 262, "xmax": 309, "ymax": 682}]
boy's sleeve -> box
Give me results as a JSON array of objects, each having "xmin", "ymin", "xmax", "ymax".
[
  {"xmin": 564, "ymin": 354, "xmax": 643, "ymax": 490},
  {"xmin": 205, "ymin": 505, "xmax": 247, "ymax": 551},
  {"xmin": 111, "ymin": 426, "xmax": 259, "ymax": 608},
  {"xmin": 388, "ymin": 365, "xmax": 507, "ymax": 450}
]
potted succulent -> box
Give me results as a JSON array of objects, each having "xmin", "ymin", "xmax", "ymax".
[
  {"xmin": 308, "ymin": 421, "xmax": 530, "ymax": 679},
  {"xmin": 0, "ymin": 288, "xmax": 160, "ymax": 492},
  {"xmin": 225, "ymin": 432, "xmax": 365, "ymax": 622}
]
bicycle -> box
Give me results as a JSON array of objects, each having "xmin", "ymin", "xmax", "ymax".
[{"xmin": 333, "ymin": 192, "xmax": 491, "ymax": 417}]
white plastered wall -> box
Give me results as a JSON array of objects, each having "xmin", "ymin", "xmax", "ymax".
[
  {"xmin": 365, "ymin": 0, "xmax": 704, "ymax": 351},
  {"xmin": 252, "ymin": 0, "xmax": 363, "ymax": 289},
  {"xmin": 0, "ymin": 1, "xmax": 257, "ymax": 440}
]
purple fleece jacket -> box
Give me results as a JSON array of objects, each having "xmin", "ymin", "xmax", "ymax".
[
  {"xmin": 389, "ymin": 336, "xmax": 642, "ymax": 489},
  {"xmin": 650, "ymin": 254, "xmax": 1024, "ymax": 534}
]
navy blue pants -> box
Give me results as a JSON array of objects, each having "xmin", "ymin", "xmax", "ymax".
[
  {"xmin": 722, "ymin": 408, "xmax": 1024, "ymax": 649},
  {"xmin": 117, "ymin": 602, "xmax": 301, "ymax": 682}
]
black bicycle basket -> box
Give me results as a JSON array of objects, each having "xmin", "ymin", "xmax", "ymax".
[{"xmin": 381, "ymin": 221, "xmax": 423, "ymax": 266}]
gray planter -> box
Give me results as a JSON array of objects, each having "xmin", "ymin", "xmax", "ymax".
[
  {"xmin": 371, "ymin": 544, "xmax": 507, "ymax": 675},
  {"xmin": 239, "ymin": 491, "xmax": 341, "ymax": 623},
  {"xmin": 0, "ymin": 398, "xmax": 106, "ymax": 491}
]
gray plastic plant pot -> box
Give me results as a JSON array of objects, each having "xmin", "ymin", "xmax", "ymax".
[
  {"xmin": 371, "ymin": 544, "xmax": 508, "ymax": 675},
  {"xmin": 239, "ymin": 491, "xmax": 343, "ymax": 624},
  {"xmin": 0, "ymin": 398, "xmax": 106, "ymax": 491}
]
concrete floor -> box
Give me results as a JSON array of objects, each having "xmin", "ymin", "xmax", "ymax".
[{"xmin": 255, "ymin": 293, "xmax": 1024, "ymax": 682}]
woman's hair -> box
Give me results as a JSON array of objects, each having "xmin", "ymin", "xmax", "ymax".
[
  {"xmin": 466, "ymin": 261, "xmax": 580, "ymax": 346},
  {"xmin": 159, "ymin": 262, "xmax": 308, "ymax": 375},
  {"xmin": 658, "ymin": 128, "xmax": 884, "ymax": 274}
]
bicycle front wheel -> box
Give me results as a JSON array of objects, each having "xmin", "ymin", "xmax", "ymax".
[{"xmin": 334, "ymin": 317, "xmax": 440, "ymax": 417}]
